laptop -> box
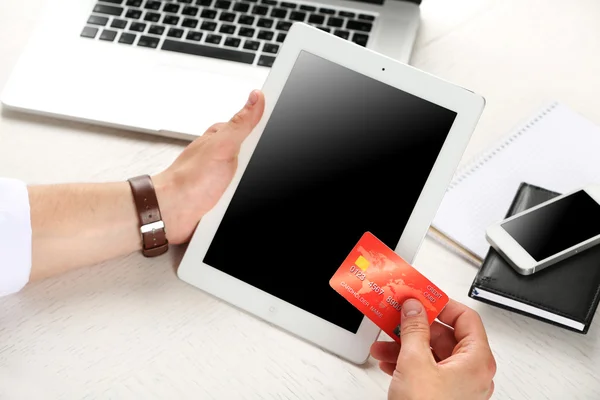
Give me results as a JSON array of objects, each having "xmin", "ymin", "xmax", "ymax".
[{"xmin": 1, "ymin": 0, "xmax": 421, "ymax": 140}]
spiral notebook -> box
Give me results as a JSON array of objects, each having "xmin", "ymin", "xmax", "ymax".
[{"xmin": 430, "ymin": 102, "xmax": 600, "ymax": 265}]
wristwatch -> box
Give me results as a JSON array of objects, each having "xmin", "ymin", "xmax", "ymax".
[{"xmin": 127, "ymin": 175, "xmax": 169, "ymax": 257}]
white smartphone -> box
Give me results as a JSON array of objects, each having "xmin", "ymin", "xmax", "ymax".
[{"xmin": 485, "ymin": 184, "xmax": 600, "ymax": 275}]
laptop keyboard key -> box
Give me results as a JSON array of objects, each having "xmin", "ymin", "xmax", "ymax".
[
  {"xmin": 327, "ymin": 17, "xmax": 343, "ymax": 27},
  {"xmin": 101, "ymin": 0, "xmax": 123, "ymax": 4},
  {"xmin": 118, "ymin": 32, "xmax": 136, "ymax": 44},
  {"xmin": 88, "ymin": 15, "xmax": 109, "ymax": 26},
  {"xmin": 299, "ymin": 4, "xmax": 315, "ymax": 11},
  {"xmin": 138, "ymin": 35, "xmax": 160, "ymax": 48},
  {"xmin": 276, "ymin": 32, "xmax": 286, "ymax": 42},
  {"xmin": 276, "ymin": 20, "xmax": 292, "ymax": 31},
  {"xmin": 201, "ymin": 9, "xmax": 217, "ymax": 19},
  {"xmin": 162, "ymin": 39, "xmax": 256, "ymax": 64},
  {"xmin": 99, "ymin": 29, "xmax": 118, "ymax": 41},
  {"xmin": 261, "ymin": 0, "xmax": 278, "ymax": 5},
  {"xmin": 163, "ymin": 3, "xmax": 180, "ymax": 13},
  {"xmin": 126, "ymin": 0, "xmax": 142, "ymax": 6},
  {"xmin": 224, "ymin": 37, "xmax": 241, "ymax": 47},
  {"xmin": 145, "ymin": 0, "xmax": 161, "ymax": 10},
  {"xmin": 111, "ymin": 18, "xmax": 128, "ymax": 29},
  {"xmin": 163, "ymin": 15, "xmax": 180, "ymax": 25},
  {"xmin": 339, "ymin": 11, "xmax": 355, "ymax": 18},
  {"xmin": 252, "ymin": 5, "xmax": 269, "ymax": 15},
  {"xmin": 270, "ymin": 8, "xmax": 287, "ymax": 18},
  {"xmin": 201, "ymin": 21, "xmax": 218, "ymax": 31},
  {"xmin": 80, "ymin": 26, "xmax": 99, "ymax": 38},
  {"xmin": 144, "ymin": 12, "xmax": 161, "ymax": 22},
  {"xmin": 334, "ymin": 29, "xmax": 349, "ymax": 39},
  {"xmin": 238, "ymin": 15, "xmax": 255, "ymax": 25},
  {"xmin": 182, "ymin": 18, "xmax": 199, "ymax": 28},
  {"xmin": 317, "ymin": 26, "xmax": 330, "ymax": 33},
  {"xmin": 129, "ymin": 22, "xmax": 147, "ymax": 32},
  {"xmin": 196, "ymin": 0, "xmax": 212, "ymax": 5},
  {"xmin": 186, "ymin": 30, "xmax": 203, "ymax": 41},
  {"xmin": 258, "ymin": 54, "xmax": 275, "ymax": 67},
  {"xmin": 319, "ymin": 7, "xmax": 335, "ymax": 14},
  {"xmin": 352, "ymin": 32, "xmax": 368, "ymax": 46},
  {"xmin": 262, "ymin": 42, "xmax": 279, "ymax": 54},
  {"xmin": 233, "ymin": 2, "xmax": 249, "ymax": 12},
  {"xmin": 220, "ymin": 24, "xmax": 236, "ymax": 34},
  {"xmin": 358, "ymin": 14, "xmax": 375, "ymax": 21},
  {"xmin": 347, "ymin": 20, "xmax": 372, "ymax": 32},
  {"xmin": 168, "ymin": 27, "xmax": 184, "ymax": 38},
  {"xmin": 93, "ymin": 4, "xmax": 124, "ymax": 16},
  {"xmin": 206, "ymin": 34, "xmax": 222, "ymax": 44},
  {"xmin": 148, "ymin": 24, "xmax": 165, "ymax": 35},
  {"xmin": 214, "ymin": 0, "xmax": 232, "ymax": 9},
  {"xmin": 257, "ymin": 30, "xmax": 274, "ymax": 40},
  {"xmin": 125, "ymin": 9, "xmax": 142, "ymax": 19},
  {"xmin": 182, "ymin": 6, "xmax": 199, "ymax": 16},
  {"xmin": 257, "ymin": 18, "xmax": 273, "ymax": 28},
  {"xmin": 239, "ymin": 27, "xmax": 255, "ymax": 37},
  {"xmin": 243, "ymin": 39, "xmax": 260, "ymax": 50},
  {"xmin": 289, "ymin": 11, "xmax": 305, "ymax": 21},
  {"xmin": 219, "ymin": 12, "xmax": 236, "ymax": 22},
  {"xmin": 280, "ymin": 2, "xmax": 296, "ymax": 8},
  {"xmin": 308, "ymin": 14, "xmax": 324, "ymax": 24}
]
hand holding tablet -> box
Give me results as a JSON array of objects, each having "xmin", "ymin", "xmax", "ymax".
[{"xmin": 178, "ymin": 23, "xmax": 485, "ymax": 364}]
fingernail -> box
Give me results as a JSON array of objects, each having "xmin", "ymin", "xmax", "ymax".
[
  {"xmin": 246, "ymin": 90, "xmax": 259, "ymax": 106},
  {"xmin": 402, "ymin": 299, "xmax": 423, "ymax": 317}
]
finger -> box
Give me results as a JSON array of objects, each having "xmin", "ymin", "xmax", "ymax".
[
  {"xmin": 485, "ymin": 381, "xmax": 495, "ymax": 400},
  {"xmin": 226, "ymin": 89, "xmax": 265, "ymax": 142},
  {"xmin": 437, "ymin": 299, "xmax": 488, "ymax": 343},
  {"xmin": 398, "ymin": 299, "xmax": 435, "ymax": 366},
  {"xmin": 205, "ymin": 122, "xmax": 226, "ymax": 136},
  {"xmin": 430, "ymin": 321, "xmax": 458, "ymax": 361},
  {"xmin": 378, "ymin": 361, "xmax": 396, "ymax": 377},
  {"xmin": 370, "ymin": 322, "xmax": 457, "ymax": 363},
  {"xmin": 370, "ymin": 341, "xmax": 400, "ymax": 364}
]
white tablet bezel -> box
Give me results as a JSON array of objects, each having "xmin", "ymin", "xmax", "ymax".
[{"xmin": 177, "ymin": 23, "xmax": 485, "ymax": 364}]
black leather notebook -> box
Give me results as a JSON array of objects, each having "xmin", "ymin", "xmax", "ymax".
[{"xmin": 469, "ymin": 182, "xmax": 600, "ymax": 333}]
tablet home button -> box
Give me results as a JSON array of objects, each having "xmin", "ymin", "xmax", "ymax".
[{"xmin": 269, "ymin": 306, "xmax": 277, "ymax": 313}]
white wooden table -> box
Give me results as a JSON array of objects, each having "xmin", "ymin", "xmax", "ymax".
[{"xmin": 2, "ymin": 0, "xmax": 600, "ymax": 398}]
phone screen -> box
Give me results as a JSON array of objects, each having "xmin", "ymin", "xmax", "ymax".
[{"xmin": 502, "ymin": 190, "xmax": 600, "ymax": 261}]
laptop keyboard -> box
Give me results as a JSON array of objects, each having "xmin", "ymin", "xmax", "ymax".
[{"xmin": 81, "ymin": 0, "xmax": 376, "ymax": 67}]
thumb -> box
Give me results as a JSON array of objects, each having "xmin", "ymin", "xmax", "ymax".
[
  {"xmin": 227, "ymin": 89, "xmax": 265, "ymax": 141},
  {"xmin": 398, "ymin": 298, "xmax": 433, "ymax": 365}
]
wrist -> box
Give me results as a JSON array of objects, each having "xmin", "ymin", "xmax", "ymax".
[{"xmin": 151, "ymin": 172, "xmax": 179, "ymax": 243}]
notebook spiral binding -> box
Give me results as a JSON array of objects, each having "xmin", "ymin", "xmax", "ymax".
[{"xmin": 447, "ymin": 102, "xmax": 560, "ymax": 191}]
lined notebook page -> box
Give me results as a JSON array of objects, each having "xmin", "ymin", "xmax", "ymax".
[{"xmin": 431, "ymin": 102, "xmax": 600, "ymax": 260}]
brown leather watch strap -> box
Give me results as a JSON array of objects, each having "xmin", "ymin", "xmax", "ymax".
[{"xmin": 127, "ymin": 175, "xmax": 169, "ymax": 257}]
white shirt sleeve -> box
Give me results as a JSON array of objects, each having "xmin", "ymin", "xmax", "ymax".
[{"xmin": 0, "ymin": 178, "xmax": 32, "ymax": 296}]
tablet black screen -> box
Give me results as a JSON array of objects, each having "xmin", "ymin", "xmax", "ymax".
[{"xmin": 203, "ymin": 51, "xmax": 457, "ymax": 333}]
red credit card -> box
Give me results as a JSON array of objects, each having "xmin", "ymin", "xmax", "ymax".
[{"xmin": 329, "ymin": 232, "xmax": 449, "ymax": 342}]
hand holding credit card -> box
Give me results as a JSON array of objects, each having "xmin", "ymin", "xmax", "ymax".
[{"xmin": 330, "ymin": 232, "xmax": 449, "ymax": 342}]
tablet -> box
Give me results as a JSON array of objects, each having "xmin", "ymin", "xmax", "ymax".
[{"xmin": 177, "ymin": 23, "xmax": 485, "ymax": 364}]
